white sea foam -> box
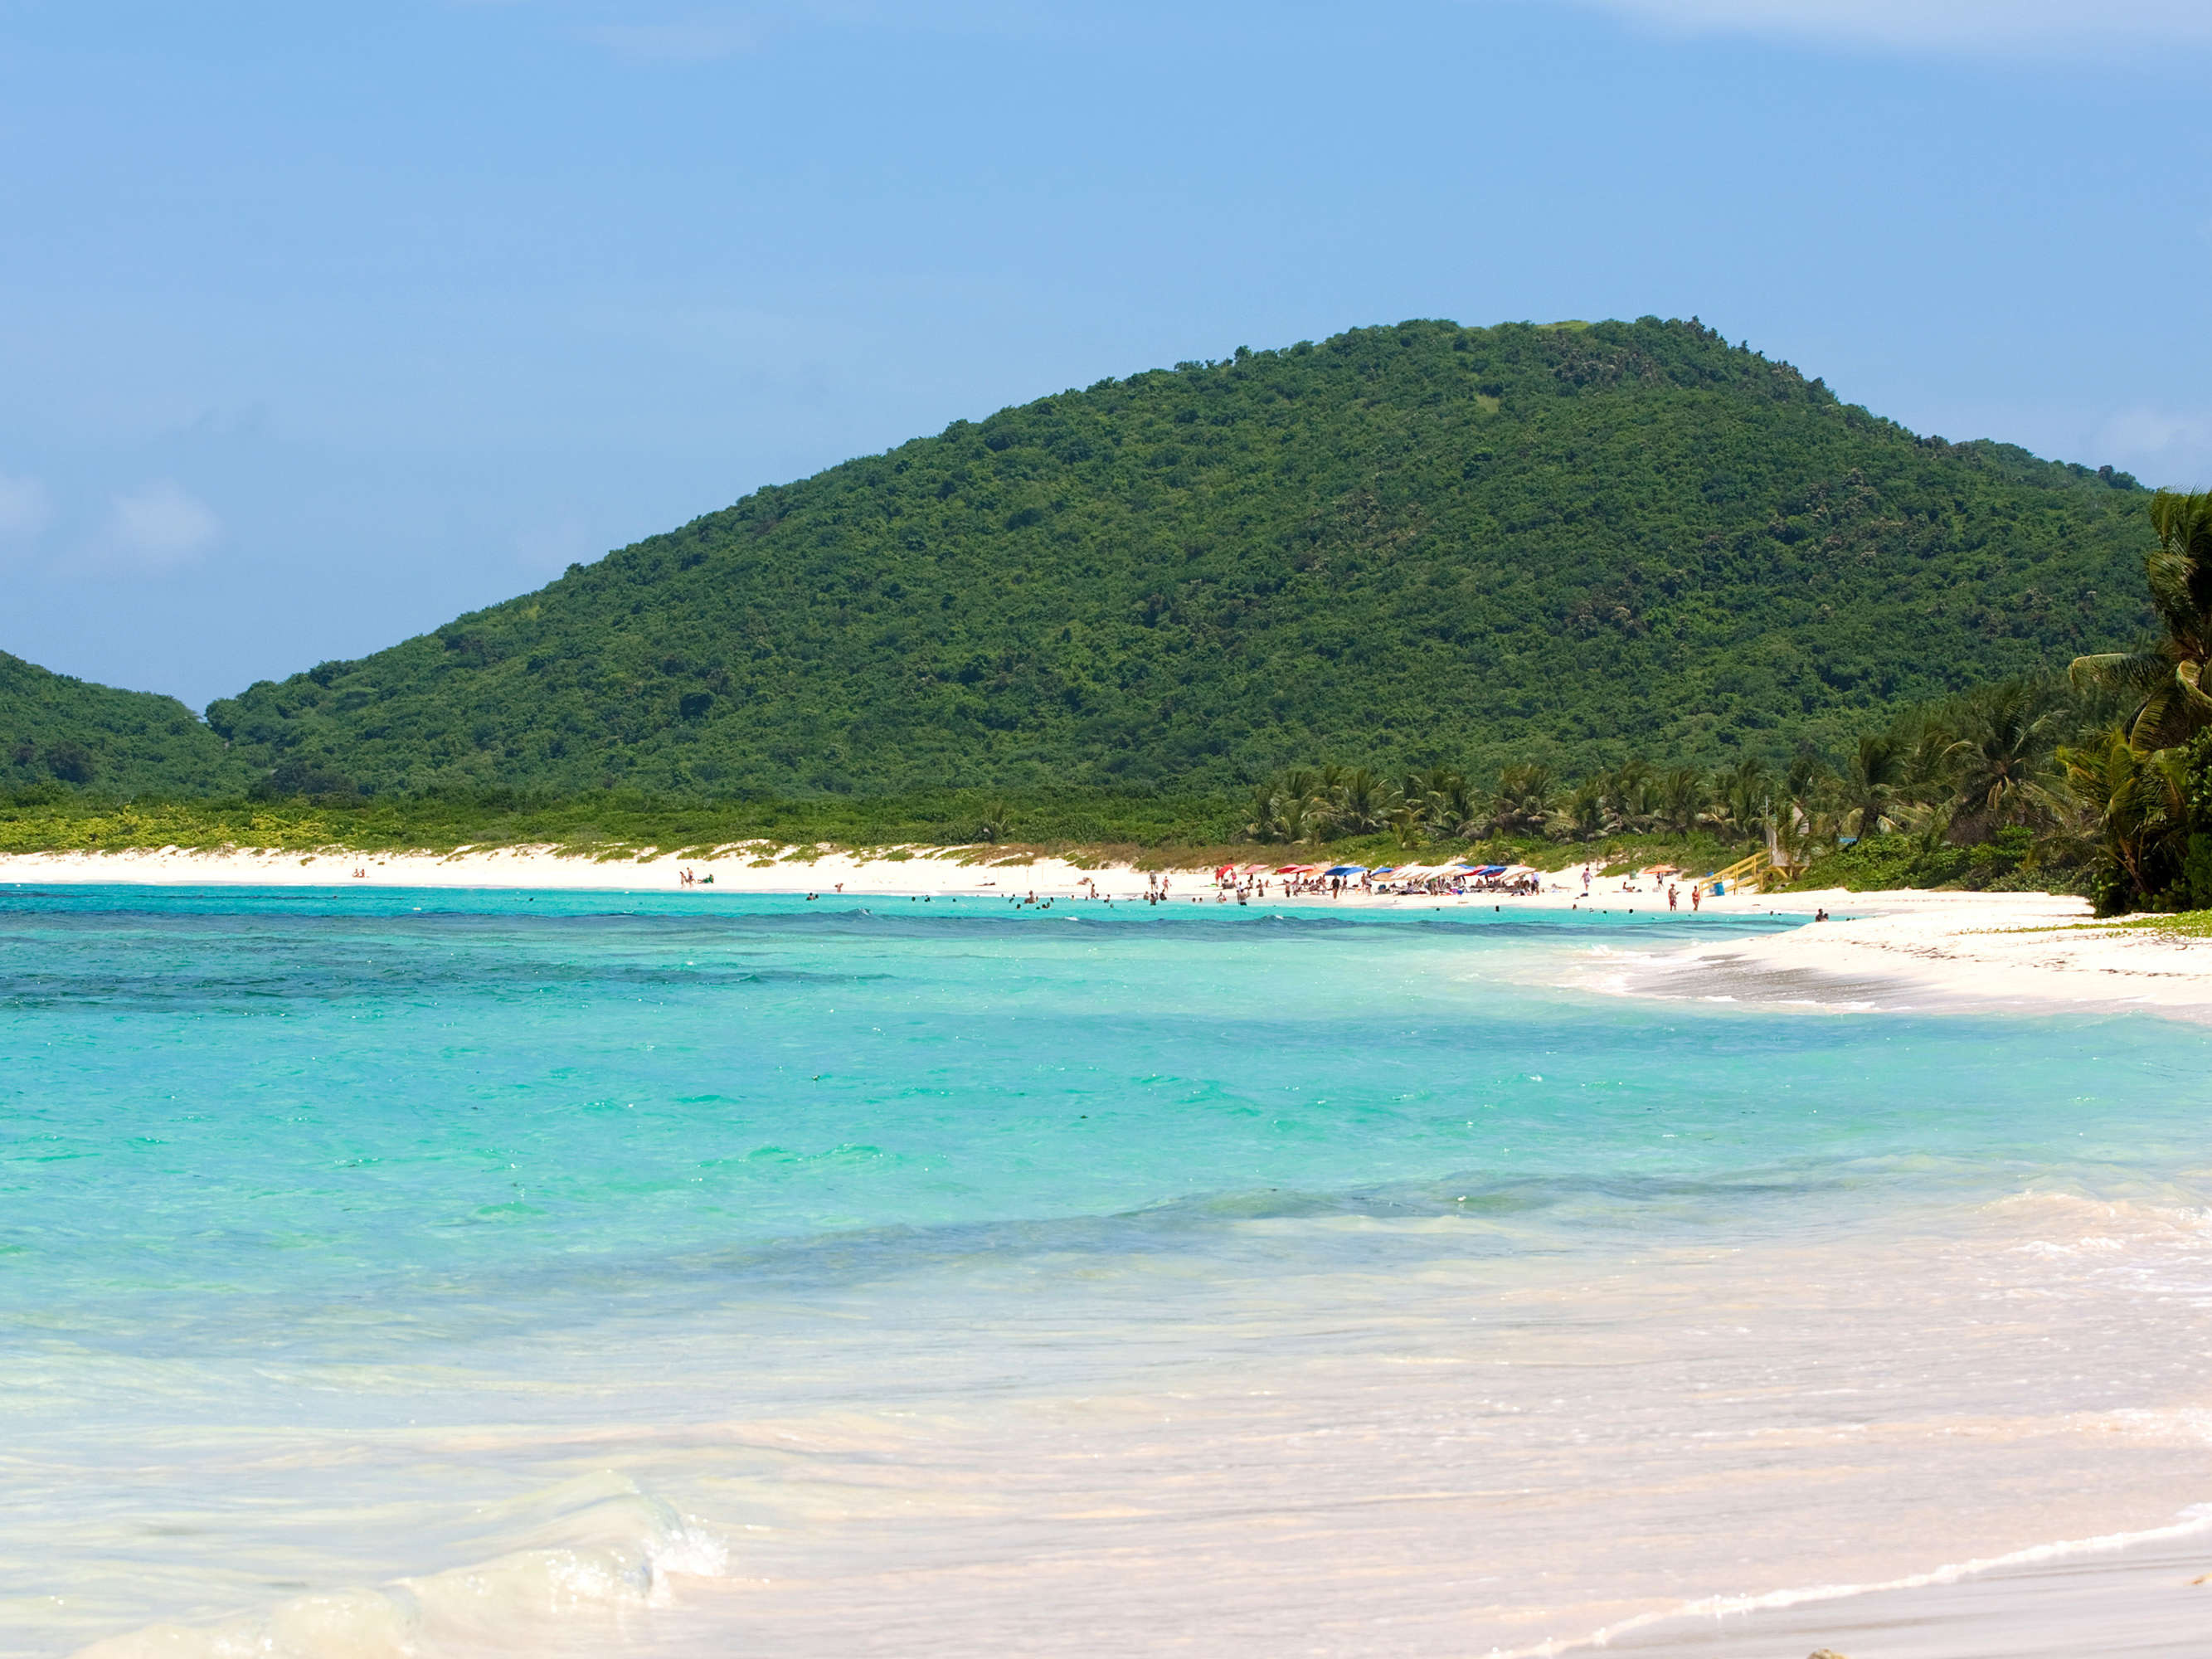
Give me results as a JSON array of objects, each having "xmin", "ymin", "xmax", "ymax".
[
  {"xmin": 1546, "ymin": 1502, "xmax": 2212, "ymax": 1656},
  {"xmin": 74, "ymin": 1478, "xmax": 730, "ymax": 1659}
]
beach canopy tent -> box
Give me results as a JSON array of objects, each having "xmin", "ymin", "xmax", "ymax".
[
  {"xmin": 1323, "ymin": 866, "xmax": 1365, "ymax": 877},
  {"xmin": 1275, "ymin": 864, "xmax": 1317, "ymax": 875}
]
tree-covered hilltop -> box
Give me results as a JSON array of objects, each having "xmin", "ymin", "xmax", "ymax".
[
  {"xmin": 198, "ymin": 317, "xmax": 2149, "ymax": 795},
  {"xmin": 1, "ymin": 652, "xmax": 246, "ymax": 797}
]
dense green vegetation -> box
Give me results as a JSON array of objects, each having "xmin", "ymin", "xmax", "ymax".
[
  {"xmin": 1225, "ymin": 675, "xmax": 2105, "ymax": 896},
  {"xmin": 2046, "ymin": 491, "xmax": 2212, "ymax": 912},
  {"xmin": 0, "ymin": 784, "xmax": 1777, "ymax": 882},
  {"xmin": 201, "ymin": 316, "xmax": 2152, "ymax": 796},
  {"xmin": 0, "ymin": 789, "xmax": 1247, "ymax": 859},
  {"xmin": 0, "ymin": 653, "xmax": 246, "ymax": 797}
]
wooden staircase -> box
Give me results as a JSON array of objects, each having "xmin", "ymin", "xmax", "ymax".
[{"xmin": 1699, "ymin": 849, "xmax": 1770, "ymax": 896}]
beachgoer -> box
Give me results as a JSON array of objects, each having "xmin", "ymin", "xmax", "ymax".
[
  {"xmin": 1667, "ymin": 885, "xmax": 1677, "ymax": 912},
  {"xmin": 1690, "ymin": 885, "xmax": 1701, "ymax": 912}
]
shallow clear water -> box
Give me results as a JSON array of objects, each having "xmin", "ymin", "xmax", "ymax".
[{"xmin": 4, "ymin": 887, "xmax": 2210, "ymax": 1656}]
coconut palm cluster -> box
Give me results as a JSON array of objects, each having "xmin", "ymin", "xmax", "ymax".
[
  {"xmin": 2063, "ymin": 489, "xmax": 2212, "ymax": 910},
  {"xmin": 1245, "ymin": 490, "xmax": 2212, "ymax": 913},
  {"xmin": 1241, "ymin": 693, "xmax": 2078, "ymax": 861}
]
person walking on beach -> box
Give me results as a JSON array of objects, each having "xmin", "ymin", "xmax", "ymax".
[
  {"xmin": 1690, "ymin": 884, "xmax": 1701, "ymax": 912},
  {"xmin": 1667, "ymin": 883, "xmax": 1677, "ymax": 912}
]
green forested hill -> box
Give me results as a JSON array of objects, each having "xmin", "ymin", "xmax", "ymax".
[
  {"xmin": 208, "ymin": 316, "xmax": 2152, "ymax": 795},
  {"xmin": 2, "ymin": 652, "xmax": 246, "ymax": 796}
]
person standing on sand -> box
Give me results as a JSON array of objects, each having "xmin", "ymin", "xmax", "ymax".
[
  {"xmin": 1690, "ymin": 884, "xmax": 1701, "ymax": 912},
  {"xmin": 1667, "ymin": 884, "xmax": 1677, "ymax": 912}
]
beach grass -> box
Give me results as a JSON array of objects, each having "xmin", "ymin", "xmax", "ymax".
[{"xmin": 0, "ymin": 787, "xmax": 1762, "ymax": 874}]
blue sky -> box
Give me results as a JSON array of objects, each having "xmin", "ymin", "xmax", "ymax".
[{"xmin": 2, "ymin": 0, "xmax": 2209, "ymax": 709}]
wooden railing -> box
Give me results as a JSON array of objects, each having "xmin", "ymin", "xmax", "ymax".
[{"xmin": 1699, "ymin": 850, "xmax": 1769, "ymax": 895}]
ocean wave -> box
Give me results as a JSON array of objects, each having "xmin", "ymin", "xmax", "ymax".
[{"xmin": 71, "ymin": 1475, "xmax": 729, "ymax": 1659}]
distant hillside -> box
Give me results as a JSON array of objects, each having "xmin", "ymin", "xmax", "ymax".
[
  {"xmin": 2, "ymin": 652, "xmax": 244, "ymax": 797},
  {"xmin": 210, "ymin": 316, "xmax": 2154, "ymax": 795}
]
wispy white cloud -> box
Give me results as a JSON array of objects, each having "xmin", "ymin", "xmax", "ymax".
[
  {"xmin": 2098, "ymin": 408, "xmax": 2212, "ymax": 489},
  {"xmin": 1567, "ymin": 0, "xmax": 2212, "ymax": 56},
  {"xmin": 102, "ymin": 482, "xmax": 221, "ymax": 571},
  {"xmin": 0, "ymin": 473, "xmax": 53, "ymax": 543}
]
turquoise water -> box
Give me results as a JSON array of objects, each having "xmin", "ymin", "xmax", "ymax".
[{"xmin": 6, "ymin": 887, "xmax": 2212, "ymax": 1657}]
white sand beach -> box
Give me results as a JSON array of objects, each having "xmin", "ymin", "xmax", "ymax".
[
  {"xmin": 1637, "ymin": 889, "xmax": 2212, "ymax": 1016},
  {"xmin": 6, "ymin": 842, "xmax": 2207, "ymax": 1014}
]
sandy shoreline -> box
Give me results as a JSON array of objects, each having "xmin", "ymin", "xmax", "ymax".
[
  {"xmin": 1640, "ymin": 889, "xmax": 2212, "ymax": 1016},
  {"xmin": 6, "ymin": 844, "xmax": 2210, "ymax": 1014}
]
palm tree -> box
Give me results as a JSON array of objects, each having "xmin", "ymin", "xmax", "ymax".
[
  {"xmin": 1407, "ymin": 766, "xmax": 1481, "ymax": 841},
  {"xmin": 1244, "ymin": 781, "xmax": 1286, "ymax": 842},
  {"xmin": 1841, "ymin": 731, "xmax": 1913, "ymax": 839},
  {"xmin": 1276, "ymin": 768, "xmax": 1328, "ymax": 842},
  {"xmin": 2051, "ymin": 729, "xmax": 2190, "ymax": 909},
  {"xmin": 2069, "ymin": 489, "xmax": 2212, "ymax": 752},
  {"xmin": 1783, "ymin": 748, "xmax": 1830, "ymax": 810},
  {"xmin": 1942, "ymin": 679, "xmax": 2068, "ymax": 840},
  {"xmin": 1487, "ymin": 763, "xmax": 1556, "ymax": 837},
  {"xmin": 1704, "ymin": 756, "xmax": 1772, "ymax": 841},
  {"xmin": 1561, "ymin": 777, "xmax": 1606, "ymax": 841},
  {"xmin": 1597, "ymin": 758, "xmax": 1652, "ymax": 834},
  {"xmin": 1330, "ymin": 766, "xmax": 1393, "ymax": 835},
  {"xmin": 1771, "ymin": 797, "xmax": 1842, "ymax": 880},
  {"xmin": 1246, "ymin": 768, "xmax": 1332, "ymax": 844},
  {"xmin": 1656, "ymin": 766, "xmax": 1705, "ymax": 835}
]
